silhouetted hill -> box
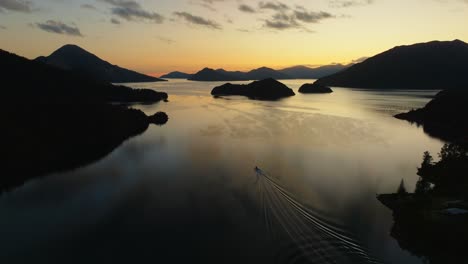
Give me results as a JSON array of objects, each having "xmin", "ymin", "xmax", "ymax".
[
  {"xmin": 160, "ymin": 71, "xmax": 193, "ymax": 79},
  {"xmin": 299, "ymin": 83, "xmax": 333, "ymax": 94},
  {"xmin": 279, "ymin": 64, "xmax": 348, "ymax": 79},
  {"xmin": 316, "ymin": 40, "xmax": 468, "ymax": 89},
  {"xmin": 36, "ymin": 44, "xmax": 166, "ymax": 83},
  {"xmin": 395, "ymin": 89, "xmax": 468, "ymax": 141},
  {"xmin": 1, "ymin": 49, "xmax": 167, "ymax": 103},
  {"xmin": 211, "ymin": 78, "xmax": 295, "ymax": 100}
]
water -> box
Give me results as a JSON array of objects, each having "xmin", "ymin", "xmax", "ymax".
[{"xmin": 0, "ymin": 80, "xmax": 443, "ymax": 263}]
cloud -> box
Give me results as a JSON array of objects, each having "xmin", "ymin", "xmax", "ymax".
[
  {"xmin": 238, "ymin": 4, "xmax": 256, "ymax": 13},
  {"xmin": 173, "ymin": 11, "xmax": 222, "ymax": 29},
  {"xmin": 110, "ymin": 18, "xmax": 120, "ymax": 24},
  {"xmin": 260, "ymin": 3, "xmax": 334, "ymax": 31},
  {"xmin": 329, "ymin": 0, "xmax": 374, "ymax": 8},
  {"xmin": 0, "ymin": 25, "xmax": 6, "ymax": 29},
  {"xmin": 0, "ymin": 0, "xmax": 33, "ymax": 13},
  {"xmin": 294, "ymin": 10, "xmax": 333, "ymax": 23},
  {"xmin": 35, "ymin": 20, "xmax": 83, "ymax": 37},
  {"xmin": 259, "ymin": 1, "xmax": 289, "ymax": 11},
  {"xmin": 80, "ymin": 4, "xmax": 96, "ymax": 10},
  {"xmin": 264, "ymin": 19, "xmax": 297, "ymax": 29},
  {"xmin": 351, "ymin": 56, "xmax": 369, "ymax": 63},
  {"xmin": 156, "ymin": 36, "xmax": 175, "ymax": 44},
  {"xmin": 99, "ymin": 0, "xmax": 164, "ymax": 23}
]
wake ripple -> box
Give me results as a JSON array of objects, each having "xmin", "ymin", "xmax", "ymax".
[{"xmin": 255, "ymin": 170, "xmax": 382, "ymax": 264}]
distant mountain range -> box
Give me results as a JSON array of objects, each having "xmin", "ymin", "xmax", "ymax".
[
  {"xmin": 315, "ymin": 40, "xmax": 468, "ymax": 89},
  {"xmin": 159, "ymin": 64, "xmax": 349, "ymax": 81},
  {"xmin": 36, "ymin": 44, "xmax": 165, "ymax": 83}
]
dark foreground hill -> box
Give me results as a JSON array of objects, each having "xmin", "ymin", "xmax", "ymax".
[
  {"xmin": 316, "ymin": 40, "xmax": 468, "ymax": 89},
  {"xmin": 36, "ymin": 44, "xmax": 166, "ymax": 83},
  {"xmin": 211, "ymin": 78, "xmax": 295, "ymax": 100},
  {"xmin": 395, "ymin": 89, "xmax": 468, "ymax": 141},
  {"xmin": 1, "ymin": 49, "xmax": 167, "ymax": 103},
  {"xmin": 1, "ymin": 49, "xmax": 169, "ymax": 193}
]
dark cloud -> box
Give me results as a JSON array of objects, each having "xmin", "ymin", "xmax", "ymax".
[
  {"xmin": 173, "ymin": 11, "xmax": 222, "ymax": 29},
  {"xmin": 239, "ymin": 4, "xmax": 256, "ymax": 13},
  {"xmin": 329, "ymin": 0, "xmax": 374, "ymax": 8},
  {"xmin": 0, "ymin": 0, "xmax": 33, "ymax": 13},
  {"xmin": 265, "ymin": 19, "xmax": 297, "ymax": 29},
  {"xmin": 110, "ymin": 18, "xmax": 120, "ymax": 24},
  {"xmin": 80, "ymin": 4, "xmax": 96, "ymax": 10},
  {"xmin": 0, "ymin": 25, "xmax": 6, "ymax": 29},
  {"xmin": 294, "ymin": 10, "xmax": 333, "ymax": 23},
  {"xmin": 35, "ymin": 20, "xmax": 83, "ymax": 37},
  {"xmin": 260, "ymin": 3, "xmax": 334, "ymax": 31},
  {"xmin": 259, "ymin": 1, "xmax": 289, "ymax": 11},
  {"xmin": 99, "ymin": 0, "xmax": 164, "ymax": 23}
]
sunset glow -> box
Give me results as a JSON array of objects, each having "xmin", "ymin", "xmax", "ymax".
[{"xmin": 1, "ymin": 0, "xmax": 467, "ymax": 75}]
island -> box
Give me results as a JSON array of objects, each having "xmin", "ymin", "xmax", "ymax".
[
  {"xmin": 211, "ymin": 78, "xmax": 296, "ymax": 100},
  {"xmin": 298, "ymin": 83, "xmax": 333, "ymax": 94}
]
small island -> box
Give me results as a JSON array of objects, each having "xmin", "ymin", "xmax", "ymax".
[
  {"xmin": 298, "ymin": 83, "xmax": 333, "ymax": 94},
  {"xmin": 211, "ymin": 78, "xmax": 295, "ymax": 100}
]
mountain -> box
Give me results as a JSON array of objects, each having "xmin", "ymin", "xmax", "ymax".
[
  {"xmin": 279, "ymin": 64, "xmax": 348, "ymax": 79},
  {"xmin": 36, "ymin": 44, "xmax": 166, "ymax": 83},
  {"xmin": 211, "ymin": 78, "xmax": 295, "ymax": 100},
  {"xmin": 315, "ymin": 40, "xmax": 468, "ymax": 89},
  {"xmin": 1, "ymin": 49, "xmax": 167, "ymax": 103},
  {"xmin": 160, "ymin": 71, "xmax": 193, "ymax": 79}
]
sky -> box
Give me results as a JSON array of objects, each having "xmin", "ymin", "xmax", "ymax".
[{"xmin": 0, "ymin": 0, "xmax": 467, "ymax": 76}]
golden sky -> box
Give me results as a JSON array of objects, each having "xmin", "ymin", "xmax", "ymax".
[{"xmin": 1, "ymin": 0, "xmax": 467, "ymax": 76}]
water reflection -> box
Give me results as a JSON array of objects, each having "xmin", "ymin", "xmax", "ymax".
[
  {"xmin": 0, "ymin": 80, "xmax": 444, "ymax": 264},
  {"xmin": 2, "ymin": 103, "xmax": 168, "ymax": 194}
]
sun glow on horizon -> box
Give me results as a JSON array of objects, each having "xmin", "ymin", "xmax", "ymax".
[{"xmin": 1, "ymin": 0, "xmax": 467, "ymax": 75}]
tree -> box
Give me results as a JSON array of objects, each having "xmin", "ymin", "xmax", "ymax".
[{"xmin": 397, "ymin": 179, "xmax": 408, "ymax": 196}]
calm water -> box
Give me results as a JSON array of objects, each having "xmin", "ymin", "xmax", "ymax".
[{"xmin": 0, "ymin": 80, "xmax": 443, "ymax": 264}]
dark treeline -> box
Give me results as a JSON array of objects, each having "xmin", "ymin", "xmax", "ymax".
[{"xmin": 378, "ymin": 142, "xmax": 468, "ymax": 264}]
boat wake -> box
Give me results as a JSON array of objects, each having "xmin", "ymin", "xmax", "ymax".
[{"xmin": 254, "ymin": 168, "xmax": 381, "ymax": 264}]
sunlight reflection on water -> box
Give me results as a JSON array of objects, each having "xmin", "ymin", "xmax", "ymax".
[{"xmin": 0, "ymin": 80, "xmax": 442, "ymax": 264}]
